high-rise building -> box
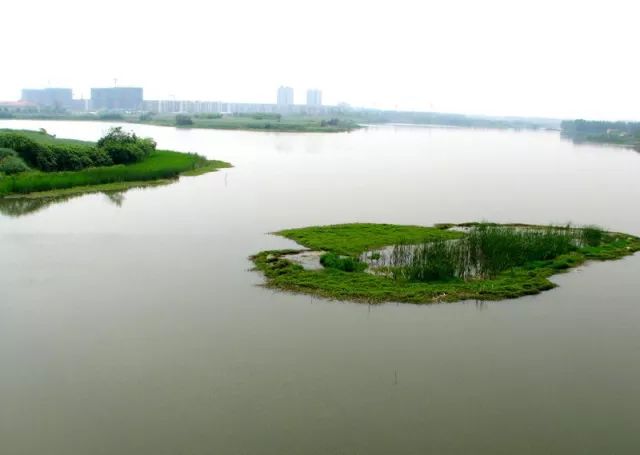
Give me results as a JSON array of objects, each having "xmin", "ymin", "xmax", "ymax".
[
  {"xmin": 277, "ymin": 86, "xmax": 294, "ymax": 106},
  {"xmin": 306, "ymin": 89, "xmax": 322, "ymax": 107},
  {"xmin": 90, "ymin": 87, "xmax": 143, "ymax": 111},
  {"xmin": 21, "ymin": 88, "xmax": 73, "ymax": 109}
]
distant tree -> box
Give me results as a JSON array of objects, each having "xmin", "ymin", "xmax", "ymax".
[
  {"xmin": 98, "ymin": 111, "xmax": 124, "ymax": 120},
  {"xmin": 195, "ymin": 113, "xmax": 222, "ymax": 119},
  {"xmin": 176, "ymin": 114, "xmax": 193, "ymax": 126}
]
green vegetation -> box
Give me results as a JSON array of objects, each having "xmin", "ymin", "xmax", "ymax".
[
  {"xmin": 0, "ymin": 147, "xmax": 30, "ymax": 174},
  {"xmin": 175, "ymin": 114, "xmax": 194, "ymax": 126},
  {"xmin": 390, "ymin": 224, "xmax": 603, "ymax": 282},
  {"xmin": 320, "ymin": 252, "xmax": 367, "ymax": 272},
  {"xmin": 8, "ymin": 112, "xmax": 360, "ymax": 132},
  {"xmin": 251, "ymin": 223, "xmax": 640, "ymax": 304},
  {"xmin": 561, "ymin": 119, "xmax": 640, "ymax": 148},
  {"xmin": 0, "ymin": 127, "xmax": 155, "ymax": 171},
  {"xmin": 340, "ymin": 110, "xmax": 561, "ymax": 130},
  {"xmin": 277, "ymin": 223, "xmax": 462, "ymax": 256},
  {"xmin": 0, "ymin": 128, "xmax": 231, "ymax": 197}
]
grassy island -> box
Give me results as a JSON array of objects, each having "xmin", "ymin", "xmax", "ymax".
[
  {"xmin": 561, "ymin": 119, "xmax": 640, "ymax": 149},
  {"xmin": 0, "ymin": 128, "xmax": 230, "ymax": 198},
  {"xmin": 251, "ymin": 223, "xmax": 640, "ymax": 304}
]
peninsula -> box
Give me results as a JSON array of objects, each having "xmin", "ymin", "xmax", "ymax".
[{"xmin": 0, "ymin": 128, "xmax": 230, "ymax": 198}]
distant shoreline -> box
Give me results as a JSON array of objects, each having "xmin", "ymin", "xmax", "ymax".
[{"xmin": 1, "ymin": 114, "xmax": 360, "ymax": 133}]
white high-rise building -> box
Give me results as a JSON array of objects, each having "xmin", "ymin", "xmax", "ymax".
[
  {"xmin": 306, "ymin": 89, "xmax": 322, "ymax": 107},
  {"xmin": 277, "ymin": 86, "xmax": 294, "ymax": 106}
]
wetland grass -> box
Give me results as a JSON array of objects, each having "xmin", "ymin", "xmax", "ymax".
[
  {"xmin": 390, "ymin": 224, "xmax": 594, "ymax": 282},
  {"xmin": 251, "ymin": 223, "xmax": 636, "ymax": 304}
]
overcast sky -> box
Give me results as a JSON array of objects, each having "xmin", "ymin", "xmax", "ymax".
[{"xmin": 4, "ymin": 0, "xmax": 640, "ymax": 120}]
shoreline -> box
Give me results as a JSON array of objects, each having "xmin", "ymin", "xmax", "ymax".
[{"xmin": 3, "ymin": 115, "xmax": 361, "ymax": 133}]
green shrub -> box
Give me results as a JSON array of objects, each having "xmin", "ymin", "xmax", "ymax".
[
  {"xmin": 0, "ymin": 133, "xmax": 50, "ymax": 166},
  {"xmin": 96, "ymin": 127, "xmax": 156, "ymax": 164},
  {"xmin": 320, "ymin": 253, "xmax": 367, "ymax": 272},
  {"xmin": 87, "ymin": 148, "xmax": 113, "ymax": 167},
  {"xmin": 0, "ymin": 155, "xmax": 30, "ymax": 174},
  {"xmin": 176, "ymin": 114, "xmax": 193, "ymax": 126},
  {"xmin": 34, "ymin": 147, "xmax": 58, "ymax": 171},
  {"xmin": 0, "ymin": 147, "xmax": 17, "ymax": 160}
]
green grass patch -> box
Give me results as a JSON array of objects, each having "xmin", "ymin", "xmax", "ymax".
[
  {"xmin": 251, "ymin": 223, "xmax": 640, "ymax": 304},
  {"xmin": 277, "ymin": 223, "xmax": 462, "ymax": 256}
]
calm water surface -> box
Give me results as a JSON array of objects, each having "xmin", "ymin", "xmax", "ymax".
[{"xmin": 1, "ymin": 120, "xmax": 639, "ymax": 454}]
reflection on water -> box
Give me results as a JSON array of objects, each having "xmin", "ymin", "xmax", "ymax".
[{"xmin": 0, "ymin": 190, "xmax": 126, "ymax": 217}]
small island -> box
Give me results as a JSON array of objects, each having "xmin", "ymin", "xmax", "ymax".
[
  {"xmin": 251, "ymin": 223, "xmax": 640, "ymax": 304},
  {"xmin": 0, "ymin": 128, "xmax": 231, "ymax": 198},
  {"xmin": 561, "ymin": 119, "xmax": 640, "ymax": 149}
]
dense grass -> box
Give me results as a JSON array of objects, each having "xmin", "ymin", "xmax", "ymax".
[
  {"xmin": 390, "ymin": 224, "xmax": 604, "ymax": 282},
  {"xmin": 0, "ymin": 150, "xmax": 229, "ymax": 196},
  {"xmin": 252, "ymin": 223, "xmax": 640, "ymax": 304},
  {"xmin": 277, "ymin": 223, "xmax": 462, "ymax": 256}
]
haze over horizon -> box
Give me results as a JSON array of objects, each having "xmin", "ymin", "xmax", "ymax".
[{"xmin": 5, "ymin": 0, "xmax": 640, "ymax": 121}]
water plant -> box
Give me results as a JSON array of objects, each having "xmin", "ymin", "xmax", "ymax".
[{"xmin": 390, "ymin": 224, "xmax": 583, "ymax": 282}]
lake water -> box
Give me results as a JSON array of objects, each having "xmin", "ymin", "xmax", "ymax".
[{"xmin": 1, "ymin": 120, "xmax": 639, "ymax": 454}]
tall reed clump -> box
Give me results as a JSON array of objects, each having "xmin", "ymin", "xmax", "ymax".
[
  {"xmin": 390, "ymin": 224, "xmax": 586, "ymax": 282},
  {"xmin": 391, "ymin": 240, "xmax": 459, "ymax": 281}
]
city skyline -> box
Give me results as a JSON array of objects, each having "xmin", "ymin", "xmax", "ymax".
[{"xmin": 3, "ymin": 0, "xmax": 640, "ymax": 121}]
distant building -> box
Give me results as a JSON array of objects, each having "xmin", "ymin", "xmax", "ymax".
[
  {"xmin": 0, "ymin": 100, "xmax": 38, "ymax": 113},
  {"xmin": 143, "ymin": 98, "xmax": 336, "ymax": 116},
  {"xmin": 306, "ymin": 89, "xmax": 322, "ymax": 107},
  {"xmin": 90, "ymin": 87, "xmax": 143, "ymax": 111},
  {"xmin": 21, "ymin": 88, "xmax": 73, "ymax": 109},
  {"xmin": 277, "ymin": 86, "xmax": 294, "ymax": 106},
  {"xmin": 71, "ymin": 98, "xmax": 89, "ymax": 112}
]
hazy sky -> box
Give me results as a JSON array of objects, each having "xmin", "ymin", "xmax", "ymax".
[{"xmin": 4, "ymin": 0, "xmax": 640, "ymax": 120}]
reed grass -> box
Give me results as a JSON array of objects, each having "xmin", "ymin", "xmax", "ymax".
[{"xmin": 390, "ymin": 224, "xmax": 597, "ymax": 282}]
